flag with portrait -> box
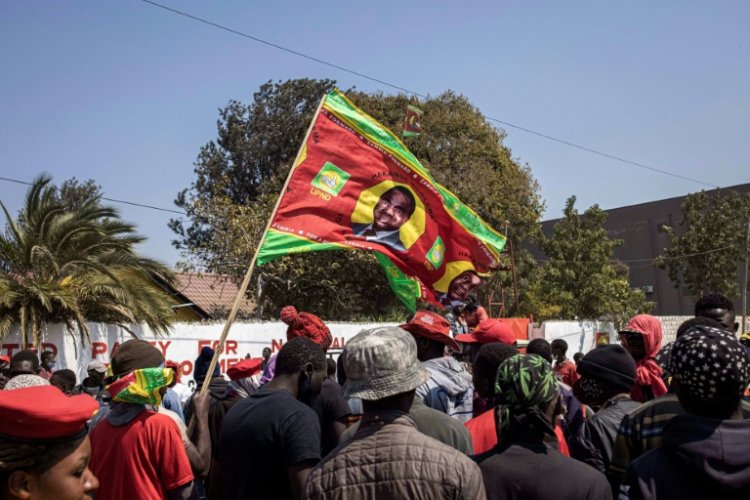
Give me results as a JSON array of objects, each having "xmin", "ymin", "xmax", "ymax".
[{"xmin": 257, "ymin": 90, "xmax": 506, "ymax": 310}]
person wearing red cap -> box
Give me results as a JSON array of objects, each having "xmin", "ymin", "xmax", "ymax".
[
  {"xmin": 227, "ymin": 358, "xmax": 264, "ymax": 398},
  {"xmin": 402, "ymin": 310, "xmax": 474, "ymax": 423},
  {"xmin": 0, "ymin": 386, "xmax": 100, "ymax": 499},
  {"xmin": 278, "ymin": 306, "xmax": 350, "ymax": 456},
  {"xmin": 455, "ymin": 318, "xmax": 517, "ymax": 364}
]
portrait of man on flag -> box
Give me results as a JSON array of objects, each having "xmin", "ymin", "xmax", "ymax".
[
  {"xmin": 350, "ymin": 185, "xmax": 417, "ymax": 252},
  {"xmin": 433, "ymin": 261, "xmax": 484, "ymax": 307}
]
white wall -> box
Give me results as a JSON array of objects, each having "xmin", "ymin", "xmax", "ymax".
[
  {"xmin": 7, "ymin": 315, "xmax": 742, "ymax": 382},
  {"xmin": 1, "ymin": 321, "xmax": 397, "ymax": 383},
  {"xmin": 540, "ymin": 320, "xmax": 617, "ymax": 359}
]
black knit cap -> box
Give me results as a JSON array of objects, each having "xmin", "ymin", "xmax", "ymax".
[{"xmin": 576, "ymin": 344, "xmax": 636, "ymax": 392}]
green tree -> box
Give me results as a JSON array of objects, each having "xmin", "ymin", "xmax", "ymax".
[
  {"xmin": 18, "ymin": 177, "xmax": 101, "ymax": 222},
  {"xmin": 55, "ymin": 177, "xmax": 102, "ymax": 210},
  {"xmin": 525, "ymin": 196, "xmax": 651, "ymax": 326},
  {"xmin": 656, "ymin": 189, "xmax": 750, "ymax": 299},
  {"xmin": 170, "ymin": 79, "xmax": 544, "ymax": 319},
  {"xmin": 0, "ymin": 175, "xmax": 177, "ymax": 346}
]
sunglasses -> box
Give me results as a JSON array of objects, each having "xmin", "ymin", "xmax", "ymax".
[{"xmin": 618, "ymin": 330, "xmax": 642, "ymax": 345}]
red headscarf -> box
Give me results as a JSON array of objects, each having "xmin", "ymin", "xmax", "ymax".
[
  {"xmin": 280, "ymin": 306, "xmax": 333, "ymax": 350},
  {"xmin": 165, "ymin": 360, "xmax": 181, "ymax": 383},
  {"xmin": 622, "ymin": 314, "xmax": 667, "ymax": 402}
]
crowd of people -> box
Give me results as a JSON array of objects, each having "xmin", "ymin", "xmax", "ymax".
[{"xmin": 0, "ymin": 294, "xmax": 749, "ymax": 499}]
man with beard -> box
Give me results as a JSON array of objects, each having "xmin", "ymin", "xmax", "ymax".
[
  {"xmin": 352, "ymin": 186, "xmax": 416, "ymax": 252},
  {"xmin": 216, "ymin": 337, "xmax": 327, "ymax": 500}
]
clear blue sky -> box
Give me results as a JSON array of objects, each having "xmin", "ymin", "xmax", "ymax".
[{"xmin": 2, "ymin": 1, "xmax": 749, "ymax": 266}]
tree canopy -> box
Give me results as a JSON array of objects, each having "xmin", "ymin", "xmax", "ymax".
[
  {"xmin": 656, "ymin": 189, "xmax": 750, "ymax": 299},
  {"xmin": 523, "ymin": 196, "xmax": 651, "ymax": 326},
  {"xmin": 0, "ymin": 175, "xmax": 177, "ymax": 346},
  {"xmin": 170, "ymin": 79, "xmax": 544, "ymax": 319}
]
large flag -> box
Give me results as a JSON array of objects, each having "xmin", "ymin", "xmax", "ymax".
[
  {"xmin": 402, "ymin": 104, "xmax": 424, "ymax": 138},
  {"xmin": 257, "ymin": 90, "xmax": 506, "ymax": 310}
]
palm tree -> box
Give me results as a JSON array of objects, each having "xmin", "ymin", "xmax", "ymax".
[{"xmin": 0, "ymin": 174, "xmax": 177, "ymax": 347}]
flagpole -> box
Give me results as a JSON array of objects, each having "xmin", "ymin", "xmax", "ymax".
[{"xmin": 194, "ymin": 93, "xmax": 328, "ymax": 399}]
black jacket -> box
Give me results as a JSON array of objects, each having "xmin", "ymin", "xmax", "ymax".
[
  {"xmin": 625, "ymin": 414, "xmax": 750, "ymax": 499},
  {"xmin": 572, "ymin": 396, "xmax": 641, "ymax": 473}
]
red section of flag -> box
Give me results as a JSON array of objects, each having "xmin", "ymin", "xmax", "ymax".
[{"xmin": 266, "ymin": 107, "xmax": 499, "ymax": 307}]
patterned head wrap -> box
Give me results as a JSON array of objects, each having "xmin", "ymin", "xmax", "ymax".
[
  {"xmin": 107, "ymin": 367, "xmax": 173, "ymax": 405},
  {"xmin": 494, "ymin": 354, "xmax": 559, "ymax": 444},
  {"xmin": 669, "ymin": 325, "xmax": 750, "ymax": 403}
]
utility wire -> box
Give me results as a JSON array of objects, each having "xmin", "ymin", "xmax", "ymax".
[
  {"xmin": 140, "ymin": 0, "xmax": 719, "ymax": 190},
  {"xmin": 534, "ymin": 245, "xmax": 733, "ymax": 264},
  {"xmin": 0, "ymin": 175, "xmax": 186, "ymax": 215}
]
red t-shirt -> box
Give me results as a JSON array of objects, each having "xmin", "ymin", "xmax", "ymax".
[
  {"xmin": 90, "ymin": 410, "xmax": 193, "ymax": 500},
  {"xmin": 554, "ymin": 360, "xmax": 579, "ymax": 387},
  {"xmin": 464, "ymin": 408, "xmax": 570, "ymax": 456}
]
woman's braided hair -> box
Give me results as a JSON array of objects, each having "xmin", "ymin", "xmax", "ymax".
[
  {"xmin": 0, "ymin": 436, "xmax": 81, "ymax": 475},
  {"xmin": 0, "ymin": 439, "xmax": 47, "ymax": 471}
]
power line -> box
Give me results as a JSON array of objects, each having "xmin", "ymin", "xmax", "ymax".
[
  {"xmin": 140, "ymin": 0, "xmax": 424, "ymax": 98},
  {"xmin": 140, "ymin": 0, "xmax": 719, "ymax": 190},
  {"xmin": 535, "ymin": 245, "xmax": 733, "ymax": 265},
  {"xmin": 0, "ymin": 175, "xmax": 186, "ymax": 215}
]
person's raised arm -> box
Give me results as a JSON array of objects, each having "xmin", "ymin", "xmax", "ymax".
[{"xmin": 185, "ymin": 391, "xmax": 211, "ymax": 477}]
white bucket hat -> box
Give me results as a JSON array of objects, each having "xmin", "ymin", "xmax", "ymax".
[{"xmin": 342, "ymin": 326, "xmax": 430, "ymax": 401}]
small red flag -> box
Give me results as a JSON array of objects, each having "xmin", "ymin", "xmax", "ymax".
[{"xmin": 402, "ymin": 104, "xmax": 424, "ymax": 138}]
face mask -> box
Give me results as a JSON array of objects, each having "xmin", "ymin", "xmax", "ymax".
[
  {"xmin": 573, "ymin": 378, "xmax": 606, "ymax": 407},
  {"xmin": 47, "ymin": 361, "xmax": 57, "ymax": 370}
]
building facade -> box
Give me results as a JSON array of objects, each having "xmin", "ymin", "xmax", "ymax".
[{"xmin": 533, "ymin": 183, "xmax": 750, "ymax": 315}]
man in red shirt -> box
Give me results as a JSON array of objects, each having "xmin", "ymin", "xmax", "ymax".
[
  {"xmin": 89, "ymin": 340, "xmax": 195, "ymax": 500},
  {"xmin": 551, "ymin": 339, "xmax": 579, "ymax": 386}
]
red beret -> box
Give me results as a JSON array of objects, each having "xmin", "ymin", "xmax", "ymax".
[
  {"xmin": 280, "ymin": 306, "xmax": 333, "ymax": 350},
  {"xmin": 0, "ymin": 386, "xmax": 99, "ymax": 441},
  {"xmin": 227, "ymin": 358, "xmax": 263, "ymax": 381}
]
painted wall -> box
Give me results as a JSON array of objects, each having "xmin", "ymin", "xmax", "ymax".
[
  {"xmin": 6, "ymin": 315, "xmax": 742, "ymax": 383},
  {"xmin": 1, "ymin": 322, "xmax": 397, "ymax": 383}
]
